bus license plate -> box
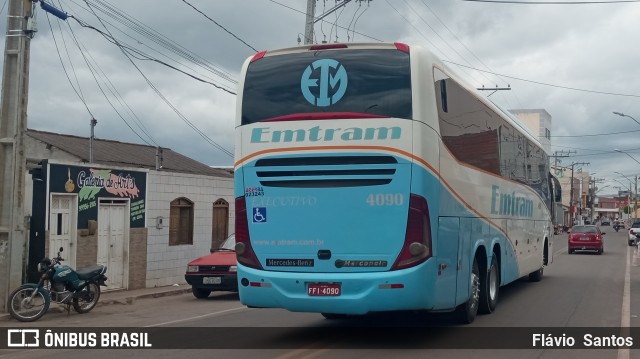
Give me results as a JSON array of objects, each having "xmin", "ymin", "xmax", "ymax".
[
  {"xmin": 308, "ymin": 283, "xmax": 341, "ymax": 296},
  {"xmin": 203, "ymin": 277, "xmax": 221, "ymax": 284}
]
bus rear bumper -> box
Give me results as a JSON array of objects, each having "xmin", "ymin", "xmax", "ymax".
[{"xmin": 237, "ymin": 261, "xmax": 437, "ymax": 314}]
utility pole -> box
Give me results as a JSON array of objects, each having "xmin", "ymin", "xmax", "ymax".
[
  {"xmin": 550, "ymin": 150, "xmax": 575, "ymax": 175},
  {"xmin": 589, "ymin": 177, "xmax": 605, "ymax": 221},
  {"xmin": 304, "ymin": 0, "xmax": 316, "ymax": 45},
  {"xmin": 0, "ymin": 0, "xmax": 34, "ymax": 311},
  {"xmin": 304, "ymin": 0, "xmax": 361, "ymax": 44},
  {"xmin": 568, "ymin": 162, "xmax": 589, "ymax": 226}
]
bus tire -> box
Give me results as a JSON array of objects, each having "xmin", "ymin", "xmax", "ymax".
[
  {"xmin": 479, "ymin": 253, "xmax": 499, "ymax": 314},
  {"xmin": 455, "ymin": 257, "xmax": 480, "ymax": 324},
  {"xmin": 528, "ymin": 266, "xmax": 543, "ymax": 282},
  {"xmin": 321, "ymin": 313, "xmax": 347, "ymax": 320}
]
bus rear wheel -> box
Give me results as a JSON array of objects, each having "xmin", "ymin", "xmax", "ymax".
[
  {"xmin": 321, "ymin": 313, "xmax": 347, "ymax": 320},
  {"xmin": 455, "ymin": 257, "xmax": 480, "ymax": 324},
  {"xmin": 479, "ymin": 253, "xmax": 499, "ymax": 314}
]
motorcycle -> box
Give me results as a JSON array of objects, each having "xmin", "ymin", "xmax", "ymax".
[{"xmin": 8, "ymin": 247, "xmax": 108, "ymax": 322}]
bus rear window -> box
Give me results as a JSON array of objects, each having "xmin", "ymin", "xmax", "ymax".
[{"xmin": 241, "ymin": 49, "xmax": 412, "ymax": 125}]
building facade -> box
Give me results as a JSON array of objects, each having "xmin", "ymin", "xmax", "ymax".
[
  {"xmin": 25, "ymin": 129, "xmax": 233, "ymax": 290},
  {"xmin": 510, "ymin": 109, "xmax": 552, "ymax": 156}
]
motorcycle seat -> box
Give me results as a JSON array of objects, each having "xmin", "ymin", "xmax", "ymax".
[{"xmin": 76, "ymin": 265, "xmax": 107, "ymax": 280}]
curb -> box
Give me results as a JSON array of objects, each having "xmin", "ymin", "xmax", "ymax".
[
  {"xmin": 0, "ymin": 287, "xmax": 192, "ymax": 321},
  {"xmin": 98, "ymin": 288, "xmax": 192, "ymax": 306}
]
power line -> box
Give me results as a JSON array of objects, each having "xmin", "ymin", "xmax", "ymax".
[
  {"xmin": 267, "ymin": 0, "xmax": 383, "ymax": 42},
  {"xmin": 444, "ymin": 60, "xmax": 640, "ymax": 98},
  {"xmin": 45, "ymin": 11, "xmax": 95, "ymax": 118},
  {"xmin": 180, "ymin": 0, "xmax": 257, "ymax": 52},
  {"xmin": 63, "ymin": 16, "xmax": 159, "ymax": 146},
  {"xmin": 460, "ymin": 0, "xmax": 640, "ymax": 3},
  {"xmin": 64, "ymin": 0, "xmax": 236, "ymax": 90},
  {"xmin": 551, "ymin": 128, "xmax": 640, "ymax": 138},
  {"xmin": 400, "ymin": 1, "xmax": 499, "ymax": 89},
  {"xmin": 72, "ymin": 0, "xmax": 238, "ymax": 86},
  {"xmin": 81, "ymin": 0, "xmax": 233, "ymax": 157},
  {"xmin": 71, "ymin": 16, "xmax": 237, "ymax": 94},
  {"xmin": 418, "ymin": 0, "xmax": 523, "ymax": 108}
]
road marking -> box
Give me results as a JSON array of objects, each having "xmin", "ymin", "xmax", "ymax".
[
  {"xmin": 144, "ymin": 306, "xmax": 249, "ymax": 327},
  {"xmin": 617, "ymin": 246, "xmax": 631, "ymax": 359},
  {"xmin": 275, "ymin": 348, "xmax": 331, "ymax": 359}
]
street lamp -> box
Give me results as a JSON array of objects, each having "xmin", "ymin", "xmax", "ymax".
[
  {"xmin": 614, "ymin": 149, "xmax": 640, "ymax": 167},
  {"xmin": 615, "ymin": 168, "xmax": 638, "ymax": 221},
  {"xmin": 613, "ymin": 111, "xmax": 640, "ymax": 128}
]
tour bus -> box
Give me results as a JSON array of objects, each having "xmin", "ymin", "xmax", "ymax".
[{"xmin": 234, "ymin": 42, "xmax": 558, "ymax": 323}]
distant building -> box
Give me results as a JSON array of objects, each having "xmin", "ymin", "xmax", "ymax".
[
  {"xmin": 510, "ymin": 109, "xmax": 552, "ymax": 156},
  {"xmin": 25, "ymin": 129, "xmax": 234, "ymax": 290},
  {"xmin": 594, "ymin": 196, "xmax": 621, "ymax": 220}
]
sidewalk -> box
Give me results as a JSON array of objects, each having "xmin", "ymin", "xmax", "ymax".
[
  {"xmin": 0, "ymin": 284, "xmax": 192, "ymax": 320},
  {"xmin": 98, "ymin": 284, "xmax": 192, "ymax": 306}
]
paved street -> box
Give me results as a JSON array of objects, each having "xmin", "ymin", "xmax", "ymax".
[{"xmin": 1, "ymin": 228, "xmax": 639, "ymax": 358}]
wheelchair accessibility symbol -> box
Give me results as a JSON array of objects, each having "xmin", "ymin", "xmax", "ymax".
[{"xmin": 253, "ymin": 207, "xmax": 267, "ymax": 223}]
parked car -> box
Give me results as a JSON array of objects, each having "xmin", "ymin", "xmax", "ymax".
[
  {"xmin": 568, "ymin": 225, "xmax": 605, "ymax": 255},
  {"xmin": 628, "ymin": 222, "xmax": 640, "ymax": 246},
  {"xmin": 185, "ymin": 234, "xmax": 238, "ymax": 298},
  {"xmin": 600, "ymin": 219, "xmax": 610, "ymax": 226}
]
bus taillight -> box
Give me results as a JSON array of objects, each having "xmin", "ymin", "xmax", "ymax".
[
  {"xmin": 391, "ymin": 194, "xmax": 432, "ymax": 270},
  {"xmin": 235, "ymin": 197, "xmax": 263, "ymax": 269}
]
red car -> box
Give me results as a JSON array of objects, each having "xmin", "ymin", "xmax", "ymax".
[
  {"xmin": 567, "ymin": 225, "xmax": 605, "ymax": 255},
  {"xmin": 185, "ymin": 234, "xmax": 238, "ymax": 298}
]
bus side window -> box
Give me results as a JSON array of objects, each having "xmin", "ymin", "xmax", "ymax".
[
  {"xmin": 440, "ymin": 80, "xmax": 448, "ymax": 113},
  {"xmin": 433, "ymin": 68, "xmax": 449, "ymax": 113}
]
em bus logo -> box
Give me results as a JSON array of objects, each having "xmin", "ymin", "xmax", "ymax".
[{"xmin": 300, "ymin": 59, "xmax": 348, "ymax": 107}]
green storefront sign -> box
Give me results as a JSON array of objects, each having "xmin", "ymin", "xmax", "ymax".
[{"xmin": 49, "ymin": 164, "xmax": 147, "ymax": 228}]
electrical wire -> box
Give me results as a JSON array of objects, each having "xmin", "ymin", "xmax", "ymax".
[
  {"xmin": 90, "ymin": 0, "xmax": 237, "ymax": 84},
  {"xmin": 81, "ymin": 0, "xmax": 233, "ymax": 157},
  {"xmin": 351, "ymin": 0, "xmax": 369, "ymax": 41},
  {"xmin": 180, "ymin": 0, "xmax": 257, "ymax": 52},
  {"xmin": 71, "ymin": 16, "xmax": 237, "ymax": 95},
  {"xmin": 460, "ymin": 0, "xmax": 640, "ymax": 3},
  {"xmin": 62, "ymin": 13, "xmax": 159, "ymax": 146},
  {"xmin": 385, "ymin": 0, "xmax": 490, "ymax": 87},
  {"xmin": 346, "ymin": 2, "xmax": 361, "ymax": 41},
  {"xmin": 50, "ymin": 12, "xmax": 157, "ymax": 146},
  {"xmin": 267, "ymin": 0, "xmax": 382, "ymax": 42},
  {"xmin": 45, "ymin": 12, "xmax": 95, "ymax": 119},
  {"xmin": 64, "ymin": 0, "xmax": 235, "ymax": 91},
  {"xmin": 401, "ymin": 0, "xmax": 500, "ymax": 93},
  {"xmin": 0, "ymin": 0, "xmax": 8, "ymax": 16},
  {"xmin": 71, "ymin": 0, "xmax": 237, "ymax": 86},
  {"xmin": 418, "ymin": 0, "xmax": 523, "ymax": 108},
  {"xmin": 445, "ymin": 60, "xmax": 640, "ymax": 98}
]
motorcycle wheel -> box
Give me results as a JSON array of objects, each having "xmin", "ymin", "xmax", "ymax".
[
  {"xmin": 72, "ymin": 282, "xmax": 101, "ymax": 313},
  {"xmin": 8, "ymin": 285, "xmax": 50, "ymax": 322}
]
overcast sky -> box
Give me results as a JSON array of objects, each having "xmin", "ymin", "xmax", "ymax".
[{"xmin": 3, "ymin": 0, "xmax": 640, "ymax": 196}]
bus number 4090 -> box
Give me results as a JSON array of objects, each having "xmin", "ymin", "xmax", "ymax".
[
  {"xmin": 366, "ymin": 193, "xmax": 404, "ymax": 206},
  {"xmin": 308, "ymin": 283, "xmax": 341, "ymax": 296}
]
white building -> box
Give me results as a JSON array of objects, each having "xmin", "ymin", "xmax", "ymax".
[
  {"xmin": 510, "ymin": 109, "xmax": 552, "ymax": 156},
  {"xmin": 25, "ymin": 129, "xmax": 234, "ymax": 290}
]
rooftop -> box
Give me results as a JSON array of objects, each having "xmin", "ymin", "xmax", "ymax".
[{"xmin": 27, "ymin": 129, "xmax": 232, "ymax": 178}]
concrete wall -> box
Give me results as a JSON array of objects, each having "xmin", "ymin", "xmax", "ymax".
[{"xmin": 145, "ymin": 170, "xmax": 234, "ymax": 287}]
